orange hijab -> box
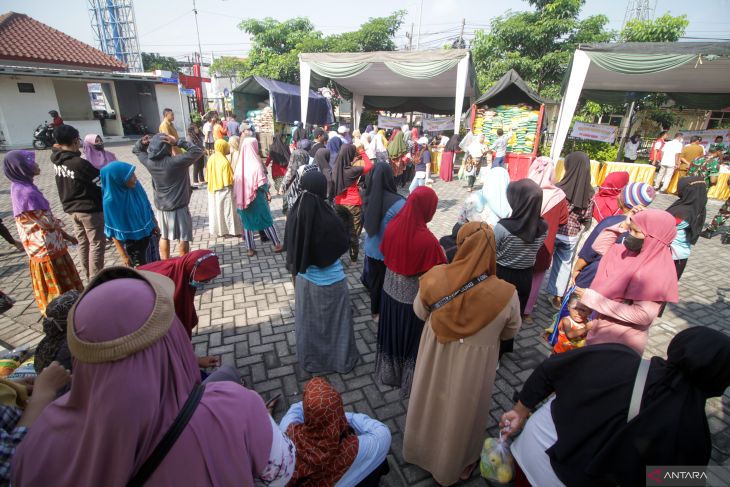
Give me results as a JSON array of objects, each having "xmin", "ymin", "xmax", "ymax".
[{"xmin": 419, "ymin": 222, "xmax": 515, "ymax": 343}]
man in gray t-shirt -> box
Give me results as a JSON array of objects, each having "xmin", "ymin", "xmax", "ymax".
[{"xmin": 133, "ymin": 133, "xmax": 204, "ymax": 258}]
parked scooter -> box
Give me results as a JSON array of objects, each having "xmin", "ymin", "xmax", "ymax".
[
  {"xmin": 32, "ymin": 122, "xmax": 55, "ymax": 150},
  {"xmin": 122, "ymin": 114, "xmax": 150, "ymax": 135}
]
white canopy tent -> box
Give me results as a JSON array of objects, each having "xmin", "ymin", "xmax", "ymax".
[
  {"xmin": 551, "ymin": 42, "xmax": 730, "ymax": 161},
  {"xmin": 299, "ymin": 49, "xmax": 478, "ymax": 132}
]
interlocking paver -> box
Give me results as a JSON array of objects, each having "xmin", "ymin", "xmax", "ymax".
[{"xmin": 0, "ymin": 142, "xmax": 728, "ymax": 484}]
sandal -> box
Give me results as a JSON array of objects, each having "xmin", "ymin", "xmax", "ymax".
[
  {"xmin": 247, "ymin": 249, "xmax": 256, "ymax": 257},
  {"xmin": 273, "ymin": 245, "xmax": 284, "ymax": 253},
  {"xmin": 265, "ymin": 393, "xmax": 282, "ymax": 416},
  {"xmin": 459, "ymin": 461, "xmax": 478, "ymax": 481}
]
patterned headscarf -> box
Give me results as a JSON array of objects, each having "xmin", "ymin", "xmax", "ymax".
[
  {"xmin": 34, "ymin": 290, "xmax": 80, "ymax": 374},
  {"xmin": 286, "ymin": 378, "xmax": 359, "ymax": 486}
]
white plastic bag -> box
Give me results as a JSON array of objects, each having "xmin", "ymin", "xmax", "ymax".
[{"xmin": 479, "ymin": 433, "xmax": 514, "ymax": 484}]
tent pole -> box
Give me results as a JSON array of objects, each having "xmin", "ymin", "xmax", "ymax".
[
  {"xmin": 299, "ymin": 60, "xmax": 311, "ymax": 126},
  {"xmin": 550, "ymin": 50, "xmax": 591, "ymax": 161},
  {"xmin": 617, "ymin": 100, "xmax": 636, "ymax": 160}
]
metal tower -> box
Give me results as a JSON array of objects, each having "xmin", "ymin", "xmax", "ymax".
[
  {"xmin": 88, "ymin": 0, "xmax": 143, "ymax": 72},
  {"xmin": 623, "ymin": 0, "xmax": 657, "ymax": 27}
]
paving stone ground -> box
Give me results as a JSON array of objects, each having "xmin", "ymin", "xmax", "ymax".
[{"xmin": 1, "ymin": 142, "xmax": 729, "ymax": 486}]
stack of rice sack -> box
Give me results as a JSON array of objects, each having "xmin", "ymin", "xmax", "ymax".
[
  {"xmin": 472, "ymin": 104, "xmax": 540, "ymax": 154},
  {"xmin": 246, "ymin": 106, "xmax": 275, "ymax": 134}
]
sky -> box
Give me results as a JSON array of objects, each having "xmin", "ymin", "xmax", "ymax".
[{"xmin": 4, "ymin": 0, "xmax": 730, "ymax": 63}]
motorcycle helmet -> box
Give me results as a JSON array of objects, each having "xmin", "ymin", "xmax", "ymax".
[{"xmin": 49, "ymin": 110, "xmax": 59, "ymax": 117}]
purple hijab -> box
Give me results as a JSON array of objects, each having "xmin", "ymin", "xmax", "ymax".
[
  {"xmin": 11, "ymin": 275, "xmax": 273, "ymax": 487},
  {"xmin": 3, "ymin": 150, "xmax": 50, "ymax": 216},
  {"xmin": 83, "ymin": 134, "xmax": 117, "ymax": 170}
]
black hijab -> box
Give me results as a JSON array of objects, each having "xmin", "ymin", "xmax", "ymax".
[
  {"xmin": 557, "ymin": 151, "xmax": 594, "ymax": 209},
  {"xmin": 333, "ymin": 144, "xmax": 363, "ymax": 197},
  {"xmin": 284, "ymin": 171, "xmax": 349, "ymax": 276},
  {"xmin": 362, "ymin": 163, "xmax": 404, "ymax": 236},
  {"xmin": 292, "ymin": 126, "xmax": 306, "ymax": 143},
  {"xmin": 666, "ymin": 175, "xmax": 708, "ymax": 245},
  {"xmin": 444, "ymin": 134, "xmax": 460, "ymax": 152},
  {"xmin": 269, "ymin": 132, "xmax": 290, "ymax": 166},
  {"xmin": 517, "ymin": 327, "xmax": 730, "ymax": 487},
  {"xmin": 313, "ymin": 148, "xmax": 334, "ymax": 199},
  {"xmin": 499, "ymin": 178, "xmax": 547, "ymax": 243}
]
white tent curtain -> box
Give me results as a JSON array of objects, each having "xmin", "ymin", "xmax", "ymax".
[
  {"xmin": 352, "ymin": 93, "xmax": 364, "ymax": 132},
  {"xmin": 453, "ymin": 54, "xmax": 469, "ymax": 133},
  {"xmin": 300, "ymin": 61, "xmax": 311, "ymax": 125},
  {"xmin": 550, "ymin": 50, "xmax": 592, "ymax": 161}
]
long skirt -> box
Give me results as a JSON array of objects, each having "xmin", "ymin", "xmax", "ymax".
[
  {"xmin": 375, "ymin": 269, "xmax": 423, "ymax": 397},
  {"xmin": 30, "ymin": 252, "xmax": 83, "ymax": 316},
  {"xmin": 362, "ymin": 256, "xmax": 386, "ymax": 315},
  {"xmin": 295, "ymin": 275, "xmax": 358, "ymax": 374},
  {"xmin": 208, "ymin": 186, "xmax": 242, "ymax": 237},
  {"xmin": 439, "ymin": 151, "xmax": 455, "ymax": 182},
  {"xmin": 496, "ymin": 264, "xmax": 533, "ymax": 356}
]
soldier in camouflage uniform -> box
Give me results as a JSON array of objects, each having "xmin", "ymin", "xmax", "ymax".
[{"xmin": 701, "ymin": 198, "xmax": 730, "ymax": 244}]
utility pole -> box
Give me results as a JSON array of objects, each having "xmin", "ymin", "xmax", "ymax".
[
  {"xmin": 416, "ymin": 0, "xmax": 423, "ymax": 50},
  {"xmin": 192, "ymin": 0, "xmax": 203, "ymax": 67},
  {"xmin": 407, "ymin": 22, "xmax": 414, "ymax": 51},
  {"xmin": 459, "ymin": 18, "xmax": 465, "ymax": 47}
]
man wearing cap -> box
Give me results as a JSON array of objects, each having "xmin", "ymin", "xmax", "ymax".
[{"xmin": 337, "ymin": 125, "xmax": 351, "ymax": 144}]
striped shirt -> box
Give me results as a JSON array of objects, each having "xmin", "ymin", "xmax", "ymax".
[{"xmin": 494, "ymin": 222, "xmax": 547, "ymax": 270}]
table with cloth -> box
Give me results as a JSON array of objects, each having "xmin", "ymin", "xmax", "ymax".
[
  {"xmin": 666, "ymin": 171, "xmax": 730, "ymax": 200},
  {"xmin": 555, "ymin": 159, "xmax": 603, "ymax": 187},
  {"xmin": 598, "ymin": 162, "xmax": 656, "ymax": 187}
]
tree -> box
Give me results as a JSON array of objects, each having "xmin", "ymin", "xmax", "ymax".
[
  {"xmin": 141, "ymin": 52, "xmax": 179, "ymax": 72},
  {"xmin": 621, "ymin": 13, "xmax": 689, "ymax": 42},
  {"xmin": 471, "ymin": 0, "xmax": 614, "ymax": 97},
  {"xmin": 209, "ymin": 56, "xmax": 248, "ymax": 80},
  {"xmin": 237, "ymin": 12, "xmax": 406, "ymax": 84}
]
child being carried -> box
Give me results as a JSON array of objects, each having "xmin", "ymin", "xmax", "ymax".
[{"xmin": 552, "ymin": 295, "xmax": 592, "ymax": 353}]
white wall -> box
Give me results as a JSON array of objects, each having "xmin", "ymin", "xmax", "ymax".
[
  {"xmin": 154, "ymin": 84, "xmax": 190, "ymax": 135},
  {"xmin": 53, "ymin": 79, "xmax": 94, "ymax": 120},
  {"xmin": 0, "ymin": 75, "xmax": 58, "ymax": 148}
]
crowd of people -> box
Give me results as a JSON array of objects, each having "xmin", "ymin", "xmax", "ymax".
[{"xmin": 0, "ymin": 112, "xmax": 728, "ymax": 486}]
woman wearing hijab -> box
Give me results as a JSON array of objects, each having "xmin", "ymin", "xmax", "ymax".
[
  {"xmin": 523, "ymin": 156, "xmax": 568, "ymax": 320},
  {"xmin": 280, "ymin": 377, "xmax": 391, "ymax": 486},
  {"xmin": 313, "ymin": 147, "xmax": 335, "ymax": 200},
  {"xmin": 439, "ymin": 134, "xmax": 460, "ymax": 182},
  {"xmin": 387, "ymin": 130, "xmax": 409, "ymax": 186},
  {"xmin": 495, "ymin": 179, "xmax": 548, "ymax": 321},
  {"xmin": 3, "ymin": 151, "xmax": 82, "ymax": 315},
  {"xmin": 456, "ymin": 166, "xmax": 512, "ymax": 227},
  {"xmin": 408, "ymin": 137, "xmax": 432, "ymax": 193},
  {"xmin": 575, "ymin": 209, "xmax": 678, "ymax": 354},
  {"xmin": 326, "ymin": 134, "xmax": 344, "ymax": 170},
  {"xmin": 34, "ymin": 290, "xmax": 79, "ymax": 374},
  {"xmin": 11, "ymin": 267, "xmax": 295, "ymax": 487},
  {"xmin": 665, "ymin": 175, "xmax": 707, "ymax": 280},
  {"xmin": 283, "ymin": 140, "xmax": 316, "ymax": 215},
  {"xmin": 377, "ymin": 186, "xmax": 447, "ymax": 396},
  {"xmin": 206, "ymin": 139, "xmax": 241, "ymax": 238},
  {"xmin": 265, "ymin": 131, "xmax": 289, "ymax": 195},
  {"xmin": 187, "ymin": 123, "xmax": 207, "ymax": 187},
  {"xmin": 334, "ymin": 143, "xmax": 373, "ymax": 262},
  {"xmin": 362, "ymin": 164, "xmax": 406, "ymax": 316},
  {"xmin": 234, "ymin": 137, "xmax": 283, "ymax": 257},
  {"xmin": 140, "ymin": 249, "xmax": 221, "ymax": 337},
  {"xmin": 285, "ymin": 171, "xmax": 357, "ymax": 373},
  {"xmin": 592, "ymin": 171, "xmax": 630, "ymax": 224},
  {"xmin": 227, "ymin": 135, "xmax": 241, "ymax": 172},
  {"xmin": 501, "ymin": 327, "xmax": 730, "ymax": 487},
  {"xmin": 546, "ymin": 151, "xmax": 595, "ymax": 308},
  {"xmin": 362, "ymin": 131, "xmax": 375, "ymax": 160},
  {"xmin": 82, "ymin": 134, "xmax": 116, "ymax": 170},
  {"xmin": 100, "ymin": 161, "xmax": 159, "ymax": 267},
  {"xmin": 403, "ymin": 222, "xmax": 521, "ymax": 485},
  {"xmin": 372, "ymin": 129, "xmax": 389, "ymax": 163}
]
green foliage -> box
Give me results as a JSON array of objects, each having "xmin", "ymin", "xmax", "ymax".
[
  {"xmin": 568, "ymin": 139, "xmax": 618, "ymax": 161},
  {"xmin": 358, "ymin": 110, "xmax": 379, "ymax": 132},
  {"xmin": 141, "ymin": 52, "xmax": 180, "ymax": 72},
  {"xmin": 209, "ymin": 56, "xmax": 248, "ymax": 78},
  {"xmin": 646, "ymin": 108, "xmax": 679, "ymax": 130},
  {"xmin": 621, "ymin": 13, "xmax": 689, "ymax": 42},
  {"xmin": 236, "ymin": 12, "xmax": 405, "ymax": 84},
  {"xmin": 471, "ymin": 0, "xmax": 614, "ymax": 97}
]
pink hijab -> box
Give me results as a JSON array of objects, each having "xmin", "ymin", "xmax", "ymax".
[
  {"xmin": 82, "ymin": 134, "xmax": 116, "ymax": 170},
  {"xmin": 234, "ymin": 137, "xmax": 269, "ymax": 210},
  {"xmin": 11, "ymin": 275, "xmax": 272, "ymax": 487},
  {"xmin": 527, "ymin": 156, "xmax": 566, "ymax": 215},
  {"xmin": 590, "ymin": 209, "xmax": 679, "ymax": 303}
]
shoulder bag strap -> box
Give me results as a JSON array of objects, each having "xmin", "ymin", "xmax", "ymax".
[
  {"xmin": 627, "ymin": 359, "xmax": 650, "ymax": 423},
  {"xmin": 430, "ymin": 274, "xmax": 489, "ymax": 311},
  {"xmin": 127, "ymin": 383, "xmax": 206, "ymax": 487}
]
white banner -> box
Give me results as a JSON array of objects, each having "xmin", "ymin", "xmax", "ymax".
[
  {"xmin": 423, "ymin": 117, "xmax": 455, "ymax": 132},
  {"xmin": 571, "ymin": 121, "xmax": 618, "ymax": 143},
  {"xmin": 377, "ymin": 115, "xmax": 407, "ymax": 129},
  {"xmin": 680, "ymin": 129, "xmax": 729, "ymax": 151}
]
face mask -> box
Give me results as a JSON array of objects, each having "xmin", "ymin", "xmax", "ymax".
[
  {"xmin": 624, "ymin": 234, "xmax": 644, "ymax": 253},
  {"xmin": 190, "ymin": 279, "xmax": 203, "ymax": 291},
  {"xmin": 93, "ymin": 143, "xmax": 104, "ymax": 151}
]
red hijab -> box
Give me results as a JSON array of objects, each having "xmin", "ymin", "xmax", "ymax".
[
  {"xmin": 590, "ymin": 209, "xmax": 678, "ymax": 303},
  {"xmin": 381, "ymin": 186, "xmax": 446, "ymax": 276},
  {"xmin": 139, "ymin": 250, "xmax": 220, "ymax": 337},
  {"xmin": 286, "ymin": 378, "xmax": 358, "ymax": 486},
  {"xmin": 592, "ymin": 171, "xmax": 630, "ymax": 222}
]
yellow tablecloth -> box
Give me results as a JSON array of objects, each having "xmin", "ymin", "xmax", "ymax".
[
  {"xmin": 598, "ymin": 162, "xmax": 656, "ymax": 187},
  {"xmin": 555, "ymin": 159, "xmax": 602, "ymax": 187},
  {"xmin": 667, "ymin": 171, "xmax": 730, "ymax": 200},
  {"xmin": 429, "ymin": 150, "xmax": 442, "ymax": 175}
]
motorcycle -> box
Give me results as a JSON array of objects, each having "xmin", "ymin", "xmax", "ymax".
[
  {"xmin": 122, "ymin": 114, "xmax": 150, "ymax": 135},
  {"xmin": 33, "ymin": 122, "xmax": 55, "ymax": 150}
]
